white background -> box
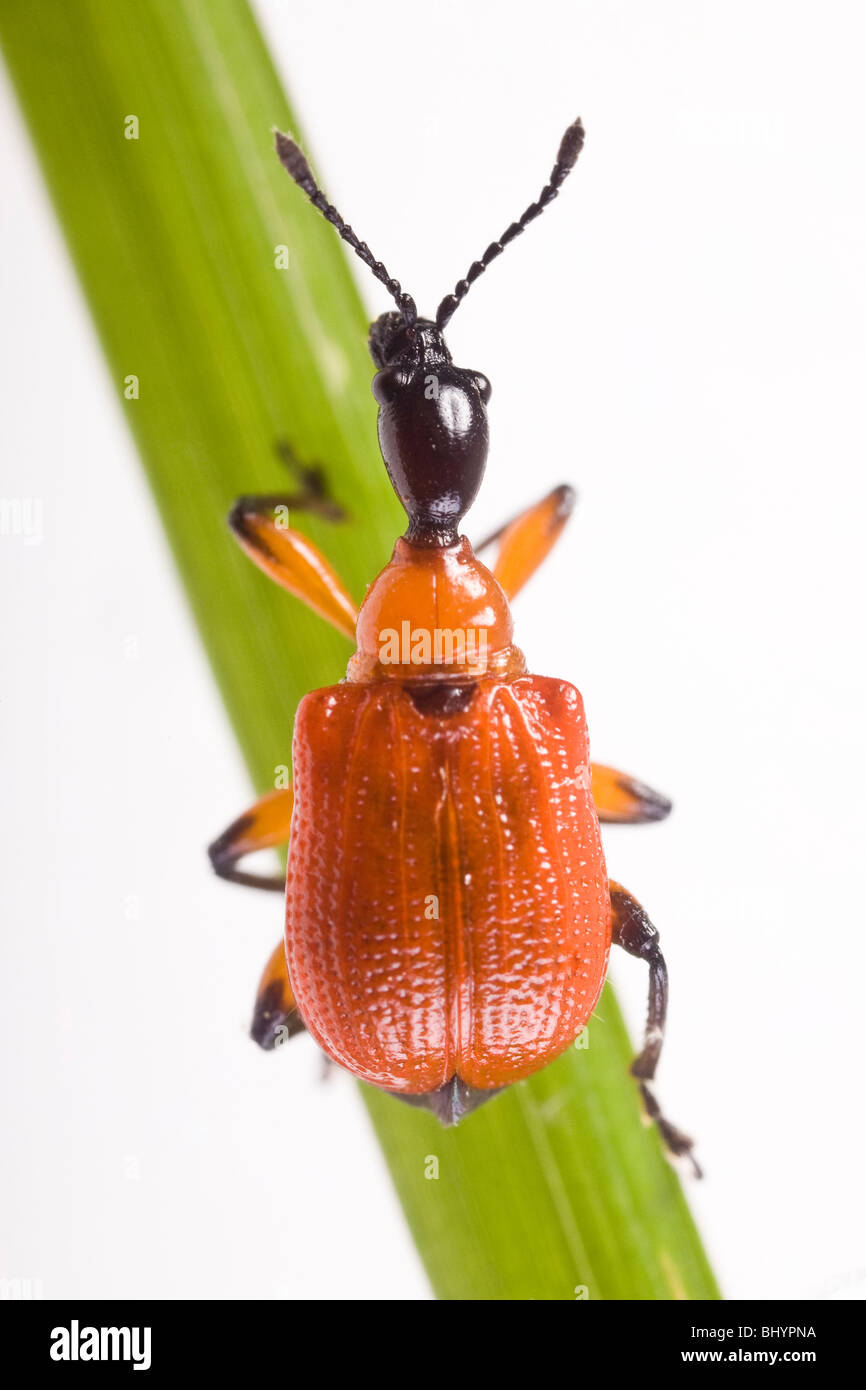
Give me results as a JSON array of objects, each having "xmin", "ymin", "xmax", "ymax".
[{"xmin": 2, "ymin": 0, "xmax": 865, "ymax": 1301}]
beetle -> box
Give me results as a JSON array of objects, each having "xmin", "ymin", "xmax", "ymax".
[{"xmin": 208, "ymin": 117, "xmax": 698, "ymax": 1173}]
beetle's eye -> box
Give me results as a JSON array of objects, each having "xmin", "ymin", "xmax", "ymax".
[
  {"xmin": 472, "ymin": 372, "xmax": 492, "ymax": 405},
  {"xmin": 372, "ymin": 368, "xmax": 410, "ymax": 406}
]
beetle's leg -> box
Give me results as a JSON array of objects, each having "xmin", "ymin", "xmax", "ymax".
[
  {"xmin": 591, "ymin": 764, "xmax": 672, "ymax": 824},
  {"xmin": 251, "ymin": 940, "xmax": 306, "ymax": 1050},
  {"xmin": 475, "ymin": 484, "xmax": 576, "ymax": 598},
  {"xmin": 211, "ymin": 807, "xmax": 307, "ymax": 1048},
  {"xmin": 208, "ymin": 787, "xmax": 292, "ymax": 892},
  {"xmin": 272, "ymin": 437, "xmax": 347, "ymax": 522},
  {"xmin": 229, "ymin": 499, "xmax": 358, "ymax": 638},
  {"xmin": 609, "ymin": 881, "xmax": 701, "ymax": 1177}
]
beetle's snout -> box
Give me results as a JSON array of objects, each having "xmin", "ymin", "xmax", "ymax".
[{"xmin": 368, "ymin": 310, "xmax": 412, "ymax": 368}]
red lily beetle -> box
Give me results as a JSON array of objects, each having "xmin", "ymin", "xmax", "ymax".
[{"xmin": 209, "ymin": 118, "xmax": 698, "ymax": 1172}]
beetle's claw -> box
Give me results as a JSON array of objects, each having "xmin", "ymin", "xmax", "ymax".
[{"xmin": 638, "ymin": 1081, "xmax": 703, "ymax": 1178}]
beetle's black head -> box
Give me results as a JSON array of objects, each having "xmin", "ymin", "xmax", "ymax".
[
  {"xmin": 273, "ymin": 118, "xmax": 586, "ymax": 546},
  {"xmin": 370, "ymin": 314, "xmax": 491, "ymax": 547}
]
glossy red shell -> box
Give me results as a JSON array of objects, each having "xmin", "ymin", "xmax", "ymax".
[{"xmin": 285, "ymin": 675, "xmax": 611, "ymax": 1092}]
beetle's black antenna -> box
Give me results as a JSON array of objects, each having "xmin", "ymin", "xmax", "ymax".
[
  {"xmin": 274, "ymin": 130, "xmax": 418, "ymax": 327},
  {"xmin": 435, "ymin": 118, "xmax": 585, "ymax": 331}
]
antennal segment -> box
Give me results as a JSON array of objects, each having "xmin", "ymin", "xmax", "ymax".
[
  {"xmin": 435, "ymin": 117, "xmax": 585, "ymax": 331},
  {"xmin": 274, "ymin": 130, "xmax": 417, "ymax": 326}
]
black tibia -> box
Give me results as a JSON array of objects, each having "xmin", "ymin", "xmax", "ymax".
[
  {"xmin": 251, "ymin": 941, "xmax": 305, "ymax": 1052},
  {"xmin": 251, "ymin": 978, "xmax": 305, "ymax": 1051},
  {"xmin": 208, "ymin": 810, "xmax": 285, "ymax": 892},
  {"xmin": 610, "ymin": 882, "xmax": 701, "ymax": 1177},
  {"xmin": 207, "ymin": 788, "xmax": 292, "ymax": 893}
]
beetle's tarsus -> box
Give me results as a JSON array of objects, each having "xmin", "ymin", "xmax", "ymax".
[
  {"xmin": 638, "ymin": 1082, "xmax": 702, "ymax": 1179},
  {"xmin": 272, "ymin": 438, "xmax": 348, "ymax": 522}
]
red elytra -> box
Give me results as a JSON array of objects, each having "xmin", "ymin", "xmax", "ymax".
[
  {"xmin": 208, "ymin": 119, "xmax": 699, "ymax": 1167},
  {"xmin": 288, "ymin": 675, "xmax": 610, "ymax": 1095}
]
